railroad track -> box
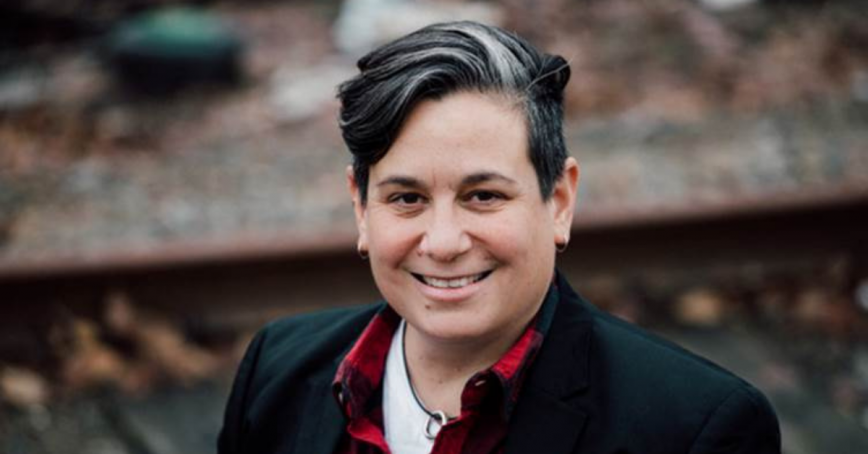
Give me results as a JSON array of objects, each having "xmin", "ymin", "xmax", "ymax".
[{"xmin": 2, "ymin": 187, "xmax": 865, "ymax": 323}]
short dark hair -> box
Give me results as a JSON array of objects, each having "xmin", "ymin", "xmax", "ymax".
[{"xmin": 337, "ymin": 21, "xmax": 571, "ymax": 204}]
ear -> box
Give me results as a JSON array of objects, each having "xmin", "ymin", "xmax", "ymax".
[
  {"xmin": 346, "ymin": 165, "xmax": 369, "ymax": 251},
  {"xmin": 549, "ymin": 157, "xmax": 580, "ymax": 244}
]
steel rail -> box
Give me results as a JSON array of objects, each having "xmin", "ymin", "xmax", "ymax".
[{"xmin": 0, "ymin": 184, "xmax": 865, "ymax": 283}]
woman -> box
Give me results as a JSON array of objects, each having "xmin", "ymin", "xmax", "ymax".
[{"xmin": 219, "ymin": 21, "xmax": 780, "ymax": 454}]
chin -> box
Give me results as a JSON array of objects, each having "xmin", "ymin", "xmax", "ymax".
[{"xmin": 410, "ymin": 313, "xmax": 494, "ymax": 342}]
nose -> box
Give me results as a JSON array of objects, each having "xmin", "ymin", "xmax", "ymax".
[{"xmin": 417, "ymin": 204, "xmax": 472, "ymax": 262}]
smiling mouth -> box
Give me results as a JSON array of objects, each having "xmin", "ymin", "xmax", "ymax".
[{"xmin": 411, "ymin": 270, "xmax": 494, "ymax": 289}]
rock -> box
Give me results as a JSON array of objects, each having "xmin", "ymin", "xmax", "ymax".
[
  {"xmin": 697, "ymin": 0, "xmax": 757, "ymax": 11},
  {"xmin": 793, "ymin": 287, "xmax": 858, "ymax": 337},
  {"xmin": 0, "ymin": 68, "xmax": 47, "ymax": 112},
  {"xmin": 333, "ymin": 0, "xmax": 504, "ymax": 56},
  {"xmin": 49, "ymin": 53, "xmax": 110, "ymax": 110},
  {"xmin": 82, "ymin": 437, "xmax": 133, "ymax": 454},
  {"xmin": 758, "ymin": 361, "xmax": 799, "ymax": 392},
  {"xmin": 104, "ymin": 289, "xmax": 137, "ymax": 338},
  {"xmin": 855, "ymin": 279, "xmax": 868, "ymax": 313},
  {"xmin": 26, "ymin": 405, "xmax": 53, "ymax": 432},
  {"xmin": 793, "ymin": 287, "xmax": 829, "ymax": 329},
  {"xmin": 852, "ymin": 71, "xmax": 868, "ymax": 103},
  {"xmin": 853, "ymin": 347, "xmax": 868, "ymax": 390},
  {"xmin": 0, "ymin": 366, "xmax": 50, "ymax": 409},
  {"xmin": 104, "ymin": 7, "xmax": 245, "ymax": 93},
  {"xmin": 830, "ymin": 374, "xmax": 862, "ymax": 416},
  {"xmin": 756, "ymin": 287, "xmax": 788, "ymax": 322},
  {"xmin": 94, "ymin": 105, "xmax": 141, "ymax": 144},
  {"xmin": 268, "ymin": 61, "xmax": 356, "ymax": 122}
]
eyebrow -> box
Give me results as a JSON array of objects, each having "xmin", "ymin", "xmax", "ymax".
[
  {"xmin": 375, "ymin": 172, "xmax": 518, "ymax": 190},
  {"xmin": 376, "ymin": 175, "xmax": 426, "ymax": 189},
  {"xmin": 460, "ymin": 172, "xmax": 518, "ymax": 187}
]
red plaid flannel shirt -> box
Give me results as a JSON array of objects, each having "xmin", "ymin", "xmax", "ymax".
[{"xmin": 332, "ymin": 285, "xmax": 556, "ymax": 454}]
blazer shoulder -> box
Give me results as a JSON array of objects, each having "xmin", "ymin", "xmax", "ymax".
[
  {"xmin": 687, "ymin": 382, "xmax": 781, "ymax": 453},
  {"xmin": 587, "ymin": 307, "xmax": 780, "ymax": 450},
  {"xmin": 558, "ymin": 272, "xmax": 763, "ymax": 397},
  {"xmin": 254, "ymin": 302, "xmax": 384, "ymax": 378},
  {"xmin": 592, "ymin": 307, "xmax": 748, "ymax": 391},
  {"xmin": 219, "ymin": 303, "xmax": 381, "ymax": 454}
]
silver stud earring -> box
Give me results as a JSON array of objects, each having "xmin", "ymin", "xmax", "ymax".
[{"xmin": 555, "ymin": 235, "xmax": 569, "ymax": 253}]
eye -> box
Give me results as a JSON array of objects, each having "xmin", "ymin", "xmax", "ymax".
[
  {"xmin": 389, "ymin": 192, "xmax": 426, "ymax": 206},
  {"xmin": 471, "ymin": 191, "xmax": 499, "ymax": 202},
  {"xmin": 466, "ymin": 190, "xmax": 506, "ymax": 205}
]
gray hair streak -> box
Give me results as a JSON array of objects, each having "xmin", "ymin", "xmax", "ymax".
[{"xmin": 338, "ymin": 21, "xmax": 571, "ymax": 203}]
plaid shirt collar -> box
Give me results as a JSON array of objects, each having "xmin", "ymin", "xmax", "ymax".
[{"xmin": 333, "ymin": 276, "xmax": 560, "ymax": 423}]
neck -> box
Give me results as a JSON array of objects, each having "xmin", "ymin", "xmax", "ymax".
[{"xmin": 402, "ymin": 318, "xmax": 530, "ymax": 417}]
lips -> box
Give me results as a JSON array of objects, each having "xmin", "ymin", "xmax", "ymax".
[{"xmin": 411, "ymin": 270, "xmax": 493, "ymax": 289}]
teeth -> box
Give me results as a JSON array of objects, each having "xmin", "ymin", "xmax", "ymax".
[{"xmin": 422, "ymin": 273, "xmax": 485, "ymax": 289}]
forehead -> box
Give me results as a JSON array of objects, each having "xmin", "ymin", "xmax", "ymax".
[{"xmin": 370, "ymin": 92, "xmax": 534, "ymax": 184}]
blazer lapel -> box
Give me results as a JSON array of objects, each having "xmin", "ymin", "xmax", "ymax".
[
  {"xmin": 293, "ymin": 360, "xmax": 348, "ymax": 454},
  {"xmin": 505, "ymin": 273, "xmax": 594, "ymax": 454},
  {"xmin": 292, "ymin": 304, "xmax": 387, "ymax": 454}
]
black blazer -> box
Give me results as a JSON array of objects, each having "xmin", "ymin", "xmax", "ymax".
[{"xmin": 218, "ymin": 272, "xmax": 780, "ymax": 454}]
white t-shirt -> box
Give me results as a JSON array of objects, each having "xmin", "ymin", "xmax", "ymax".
[{"xmin": 383, "ymin": 320, "xmax": 439, "ymax": 454}]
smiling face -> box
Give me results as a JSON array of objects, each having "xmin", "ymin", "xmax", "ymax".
[{"xmin": 349, "ymin": 91, "xmax": 578, "ymax": 347}]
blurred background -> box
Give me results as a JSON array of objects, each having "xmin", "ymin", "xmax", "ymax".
[{"xmin": 1, "ymin": 0, "xmax": 867, "ymax": 453}]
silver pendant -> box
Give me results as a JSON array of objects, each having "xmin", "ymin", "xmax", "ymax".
[{"xmin": 423, "ymin": 410, "xmax": 448, "ymax": 440}]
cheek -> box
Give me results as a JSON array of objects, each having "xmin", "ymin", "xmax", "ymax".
[
  {"xmin": 477, "ymin": 209, "xmax": 553, "ymax": 259},
  {"xmin": 367, "ymin": 214, "xmax": 421, "ymax": 268}
]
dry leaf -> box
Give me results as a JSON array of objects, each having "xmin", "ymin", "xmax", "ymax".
[
  {"xmin": 0, "ymin": 366, "xmax": 50, "ymax": 408},
  {"xmin": 675, "ymin": 288, "xmax": 728, "ymax": 327},
  {"xmin": 61, "ymin": 319, "xmax": 128, "ymax": 391}
]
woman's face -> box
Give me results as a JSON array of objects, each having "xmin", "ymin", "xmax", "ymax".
[{"xmin": 349, "ymin": 91, "xmax": 578, "ymax": 345}]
